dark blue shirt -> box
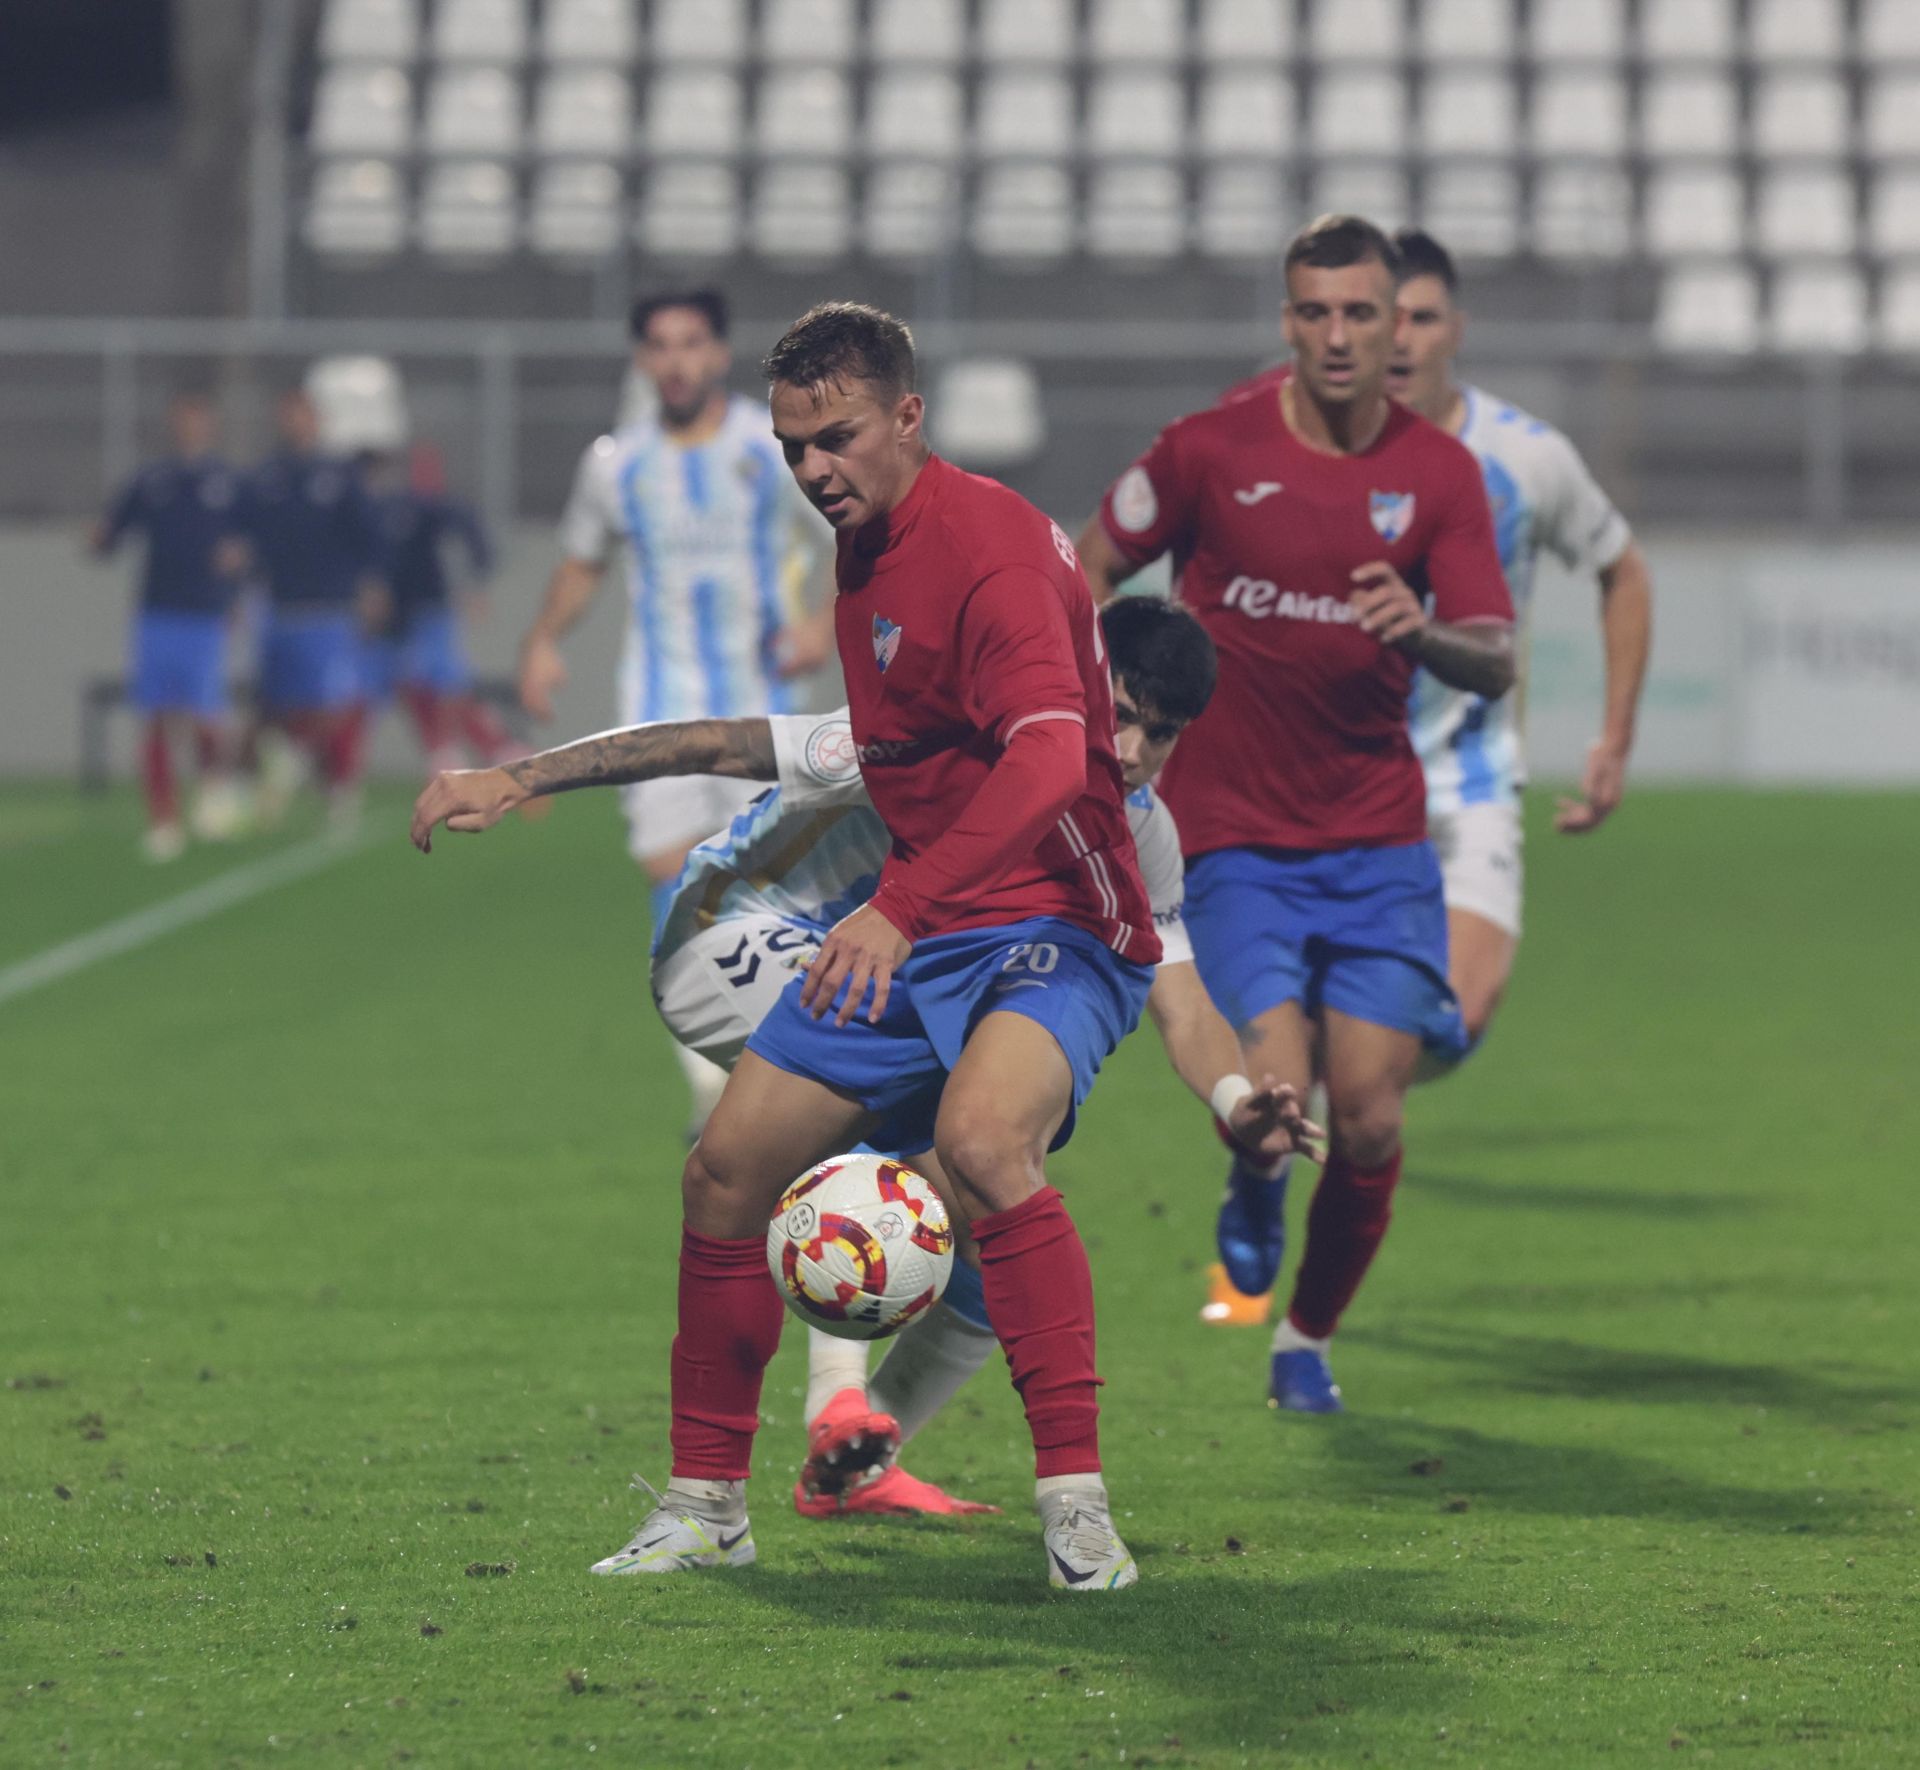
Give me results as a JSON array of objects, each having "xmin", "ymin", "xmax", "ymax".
[
  {"xmin": 100, "ymin": 456, "xmax": 245, "ymax": 615},
  {"xmin": 379, "ymin": 491, "xmax": 493, "ymax": 632},
  {"xmin": 236, "ymin": 451, "xmax": 383, "ymax": 611}
]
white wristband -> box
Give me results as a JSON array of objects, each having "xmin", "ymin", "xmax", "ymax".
[{"xmin": 1210, "ymin": 1073, "xmax": 1255, "ymax": 1127}]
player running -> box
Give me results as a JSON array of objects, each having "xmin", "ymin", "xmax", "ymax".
[
  {"xmin": 516, "ymin": 287, "xmax": 832, "ymax": 1134},
  {"xmin": 413, "ymin": 598, "xmax": 1320, "ymax": 1518},
  {"xmin": 90, "ymin": 391, "xmax": 248, "ymax": 860},
  {"xmin": 1388, "ymin": 228, "xmax": 1654, "ymax": 1056},
  {"xmin": 1077, "ymin": 217, "xmax": 1516, "ymax": 1414}
]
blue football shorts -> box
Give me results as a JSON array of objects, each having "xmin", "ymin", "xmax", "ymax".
[
  {"xmin": 1183, "ymin": 842, "xmax": 1468, "ymax": 1060},
  {"xmin": 131, "ymin": 609, "xmax": 228, "ymax": 717},
  {"xmin": 259, "ymin": 609, "xmax": 362, "ymax": 713},
  {"xmin": 747, "ymin": 915, "xmax": 1153, "ymax": 1156}
]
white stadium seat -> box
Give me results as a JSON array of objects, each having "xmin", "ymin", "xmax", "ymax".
[
  {"xmin": 1748, "ymin": 0, "xmax": 1846, "ymax": 64},
  {"xmin": 1864, "ymin": 75, "xmax": 1920, "ymax": 160},
  {"xmin": 752, "ymin": 163, "xmax": 853, "ymax": 260},
  {"xmin": 1878, "ymin": 267, "xmax": 1920, "ymax": 352},
  {"xmin": 1090, "ymin": 0, "xmax": 1185, "ymax": 65},
  {"xmin": 971, "ymin": 163, "xmax": 1076, "ymax": 260},
  {"xmin": 1862, "ymin": 0, "xmax": 1920, "ymax": 62},
  {"xmin": 1530, "ymin": 0, "xmax": 1625, "ymax": 62},
  {"xmin": 1311, "ymin": 161, "xmax": 1410, "ymax": 228},
  {"xmin": 1529, "ymin": 71, "xmax": 1627, "ymax": 159},
  {"xmin": 321, "ymin": 0, "xmax": 418, "ymax": 63},
  {"xmin": 1420, "ymin": 70, "xmax": 1517, "ymax": 159},
  {"xmin": 1422, "ymin": 163, "xmax": 1521, "ymax": 258},
  {"xmin": 423, "ymin": 67, "xmax": 521, "ymax": 157},
  {"xmin": 932, "ymin": 360, "xmax": 1046, "ymax": 467},
  {"xmin": 418, "ymin": 161, "xmax": 517, "ymax": 259},
  {"xmin": 1641, "ymin": 72, "xmax": 1739, "ymax": 161},
  {"xmin": 1638, "ymin": 0, "xmax": 1736, "ymax": 64},
  {"xmin": 1196, "ymin": 161, "xmax": 1288, "ymax": 258},
  {"xmin": 651, "ymin": 0, "xmax": 747, "ymax": 63},
  {"xmin": 541, "ymin": 0, "xmax": 637, "ymax": 64},
  {"xmin": 979, "ymin": 0, "xmax": 1075, "ymax": 65},
  {"xmin": 1755, "ymin": 166, "xmax": 1858, "ymax": 259},
  {"xmin": 976, "ymin": 72, "xmax": 1075, "ymax": 159},
  {"xmin": 1418, "ymin": 0, "xmax": 1514, "ymax": 64},
  {"xmin": 1654, "ymin": 264, "xmax": 1760, "ymax": 354},
  {"xmin": 646, "ymin": 71, "xmax": 744, "ymax": 157},
  {"xmin": 529, "ymin": 161, "xmax": 623, "ymax": 259},
  {"xmin": 1087, "ymin": 74, "xmax": 1186, "ymax": 160},
  {"xmin": 761, "ymin": 0, "xmax": 858, "ymax": 66},
  {"xmin": 755, "ymin": 68, "xmax": 853, "ymax": 159},
  {"xmin": 1310, "ymin": 70, "xmax": 1406, "ymax": 158},
  {"xmin": 871, "ymin": 0, "xmax": 968, "ymax": 66},
  {"xmin": 865, "ymin": 163, "xmax": 959, "ymax": 261},
  {"xmin": 533, "ymin": 69, "xmax": 631, "ymax": 158},
  {"xmin": 1751, "ymin": 74, "xmax": 1851, "ymax": 161},
  {"xmin": 1086, "ymin": 162, "xmax": 1187, "ymax": 259},
  {"xmin": 1531, "ymin": 163, "xmax": 1631, "ymax": 257},
  {"xmin": 1197, "ymin": 72, "xmax": 1294, "ymax": 160},
  {"xmin": 305, "ymin": 159, "xmax": 407, "ymax": 257},
  {"xmin": 431, "ymin": 0, "xmax": 527, "ymax": 63},
  {"xmin": 1308, "ymin": 0, "xmax": 1402, "ymax": 64},
  {"xmin": 1199, "ymin": 0, "xmax": 1292, "ymax": 63},
  {"xmin": 1868, "ymin": 170, "xmax": 1920, "ymax": 258},
  {"xmin": 1644, "ymin": 163, "xmax": 1746, "ymax": 257},
  {"xmin": 311, "ymin": 66, "xmax": 412, "ymax": 155},
  {"xmin": 638, "ymin": 162, "xmax": 741, "ymax": 256},
  {"xmin": 866, "ymin": 71, "xmax": 965, "ymax": 162},
  {"xmin": 1771, "ymin": 263, "xmax": 1869, "ymax": 353}
]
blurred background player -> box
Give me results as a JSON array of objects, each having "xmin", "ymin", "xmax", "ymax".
[
  {"xmin": 89, "ymin": 390, "xmax": 247, "ymax": 860},
  {"xmin": 1078, "ymin": 217, "xmax": 1515, "ymax": 1414},
  {"xmin": 235, "ymin": 388, "xmax": 385, "ymax": 830},
  {"xmin": 515, "ymin": 287, "xmax": 832, "ymax": 1135},
  {"xmin": 1389, "ymin": 228, "xmax": 1654, "ymax": 1058},
  {"xmin": 361, "ymin": 440, "xmax": 517, "ymax": 777}
]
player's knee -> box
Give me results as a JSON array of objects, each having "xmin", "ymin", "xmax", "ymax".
[
  {"xmin": 1330, "ymin": 1092, "xmax": 1403, "ymax": 1170},
  {"xmin": 932, "ymin": 1103, "xmax": 1043, "ymax": 1218}
]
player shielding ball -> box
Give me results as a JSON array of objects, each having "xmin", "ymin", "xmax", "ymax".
[
  {"xmin": 1388, "ymin": 228, "xmax": 1654, "ymax": 1055},
  {"xmin": 1078, "ymin": 216, "xmax": 1516, "ymax": 1413}
]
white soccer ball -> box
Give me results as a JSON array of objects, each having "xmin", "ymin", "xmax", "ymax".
[{"xmin": 766, "ymin": 1153, "xmax": 955, "ymax": 1341}]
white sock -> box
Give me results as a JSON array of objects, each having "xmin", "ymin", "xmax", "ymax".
[
  {"xmin": 664, "ymin": 1476, "xmax": 745, "ymax": 1522},
  {"xmin": 867, "ymin": 1302, "xmax": 999, "ymax": 1444},
  {"xmin": 1035, "ymin": 1472, "xmax": 1106, "ymax": 1505},
  {"xmin": 1271, "ymin": 1317, "xmax": 1331, "ymax": 1356},
  {"xmin": 804, "ymin": 1328, "xmax": 870, "ymax": 1425},
  {"xmin": 673, "ymin": 1043, "xmax": 730, "ymax": 1133}
]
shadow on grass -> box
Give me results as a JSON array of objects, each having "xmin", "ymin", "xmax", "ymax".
[
  {"xmin": 1416, "ymin": 1121, "xmax": 1677, "ymax": 1158},
  {"xmin": 1409, "ymin": 1169, "xmax": 1753, "ymax": 1219}
]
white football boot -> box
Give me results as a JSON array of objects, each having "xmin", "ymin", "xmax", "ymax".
[
  {"xmin": 589, "ymin": 1475, "xmax": 755, "ymax": 1576},
  {"xmin": 1038, "ymin": 1482, "xmax": 1138, "ymax": 1591}
]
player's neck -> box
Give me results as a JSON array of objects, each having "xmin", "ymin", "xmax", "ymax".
[
  {"xmin": 1417, "ymin": 382, "xmax": 1467, "ymax": 435},
  {"xmin": 1281, "ymin": 379, "xmax": 1389, "ymax": 458},
  {"xmin": 660, "ymin": 392, "xmax": 729, "ymax": 447}
]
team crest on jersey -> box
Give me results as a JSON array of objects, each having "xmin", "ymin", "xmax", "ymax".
[
  {"xmin": 872, "ymin": 615, "xmax": 902, "ymax": 673},
  {"xmin": 1369, "ymin": 491, "xmax": 1415, "ymax": 542}
]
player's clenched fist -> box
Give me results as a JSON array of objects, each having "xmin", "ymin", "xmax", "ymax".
[
  {"xmin": 410, "ymin": 766, "xmax": 529, "ymax": 852},
  {"xmin": 799, "ymin": 902, "xmax": 912, "ymax": 1027},
  {"xmin": 1349, "ymin": 560, "xmax": 1429, "ymax": 649}
]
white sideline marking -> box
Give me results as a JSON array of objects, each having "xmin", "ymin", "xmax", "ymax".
[{"xmin": 0, "ymin": 829, "xmax": 373, "ymax": 1008}]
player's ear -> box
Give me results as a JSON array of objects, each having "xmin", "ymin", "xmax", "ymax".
[{"xmin": 895, "ymin": 392, "xmax": 925, "ymax": 446}]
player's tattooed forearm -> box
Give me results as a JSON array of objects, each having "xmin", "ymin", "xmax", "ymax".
[
  {"xmin": 501, "ymin": 718, "xmax": 779, "ymax": 796},
  {"xmin": 1412, "ymin": 624, "xmax": 1518, "ymax": 699}
]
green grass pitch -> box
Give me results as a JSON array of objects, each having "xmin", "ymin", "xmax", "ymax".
[{"xmin": 2, "ymin": 781, "xmax": 1915, "ymax": 1767}]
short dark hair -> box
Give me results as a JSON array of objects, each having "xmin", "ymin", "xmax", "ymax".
[
  {"xmin": 1284, "ymin": 214, "xmax": 1404, "ymax": 285},
  {"xmin": 762, "ymin": 302, "xmax": 916, "ymax": 403},
  {"xmin": 1392, "ymin": 227, "xmax": 1460, "ymax": 293},
  {"xmin": 629, "ymin": 288, "xmax": 729, "ymax": 343},
  {"xmin": 1100, "ymin": 597, "xmax": 1217, "ymax": 726}
]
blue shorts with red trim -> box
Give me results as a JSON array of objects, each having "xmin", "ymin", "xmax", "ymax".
[
  {"xmin": 747, "ymin": 916, "xmax": 1152, "ymax": 1155},
  {"xmin": 260, "ymin": 610, "xmax": 361, "ymax": 712},
  {"xmin": 131, "ymin": 609, "xmax": 228, "ymax": 717}
]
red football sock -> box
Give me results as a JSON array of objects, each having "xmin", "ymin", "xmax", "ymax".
[
  {"xmin": 1287, "ymin": 1147, "xmax": 1404, "ymax": 1340},
  {"xmin": 192, "ymin": 720, "xmax": 226, "ymax": 775},
  {"xmin": 669, "ymin": 1227, "xmax": 785, "ymax": 1481},
  {"xmin": 972, "ymin": 1186, "xmax": 1102, "ymax": 1479},
  {"xmin": 452, "ymin": 695, "xmax": 514, "ymax": 760},
  {"xmin": 400, "ymin": 684, "xmax": 452, "ymax": 755},
  {"xmin": 141, "ymin": 720, "xmax": 178, "ymax": 826},
  {"xmin": 323, "ymin": 708, "xmax": 367, "ymax": 788}
]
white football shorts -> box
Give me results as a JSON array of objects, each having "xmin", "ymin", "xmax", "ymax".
[
  {"xmin": 621, "ymin": 774, "xmax": 764, "ymax": 866},
  {"xmin": 1429, "ymin": 799, "xmax": 1524, "ymax": 939},
  {"xmin": 650, "ymin": 912, "xmax": 822, "ymax": 1070}
]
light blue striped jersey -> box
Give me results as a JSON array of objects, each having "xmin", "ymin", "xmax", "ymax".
[
  {"xmin": 1410, "ymin": 384, "xmax": 1632, "ymax": 815},
  {"xmin": 559, "ymin": 395, "xmax": 827, "ymax": 722}
]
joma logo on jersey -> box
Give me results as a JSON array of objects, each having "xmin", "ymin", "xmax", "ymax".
[{"xmin": 1222, "ymin": 576, "xmax": 1361, "ymax": 624}]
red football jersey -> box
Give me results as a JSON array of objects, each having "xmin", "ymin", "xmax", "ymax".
[
  {"xmin": 1100, "ymin": 387, "xmax": 1512, "ymax": 854},
  {"xmin": 834, "ymin": 455, "xmax": 1158, "ymax": 962}
]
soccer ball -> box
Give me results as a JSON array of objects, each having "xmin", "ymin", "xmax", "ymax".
[{"xmin": 766, "ymin": 1153, "xmax": 955, "ymax": 1341}]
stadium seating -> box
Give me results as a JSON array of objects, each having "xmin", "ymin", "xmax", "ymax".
[
  {"xmin": 529, "ymin": 160, "xmax": 623, "ymax": 259},
  {"xmin": 320, "ymin": 0, "xmax": 418, "ymax": 64},
  {"xmin": 431, "ymin": 0, "xmax": 527, "ymax": 63},
  {"xmin": 871, "ymin": 0, "xmax": 968, "ymax": 65},
  {"xmin": 532, "ymin": 69, "xmax": 630, "ymax": 159},
  {"xmin": 539, "ymin": 0, "xmax": 635, "ymax": 64},
  {"xmin": 932, "ymin": 358, "xmax": 1046, "ymax": 463},
  {"xmin": 1654, "ymin": 262, "xmax": 1761, "ymax": 354},
  {"xmin": 418, "ymin": 160, "xmax": 518, "ymax": 258},
  {"xmin": 305, "ymin": 158, "xmax": 408, "ymax": 257}
]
